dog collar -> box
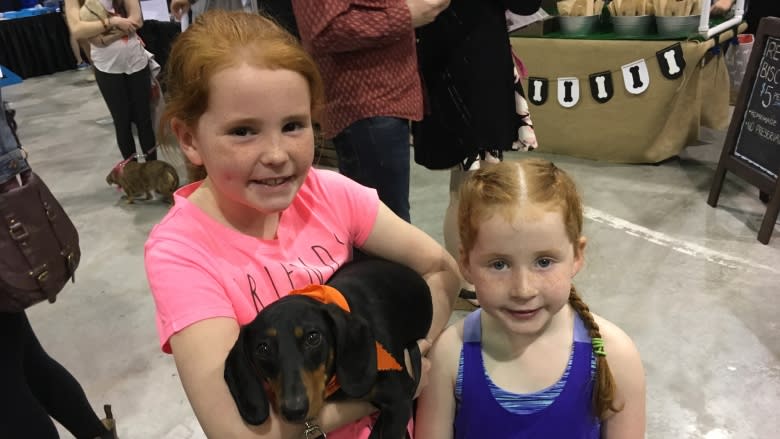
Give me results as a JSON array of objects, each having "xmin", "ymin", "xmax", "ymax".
[
  {"xmin": 111, "ymin": 156, "xmax": 134, "ymax": 177},
  {"xmin": 288, "ymin": 284, "xmax": 404, "ymax": 397},
  {"xmin": 110, "ymin": 146, "xmax": 159, "ymax": 178}
]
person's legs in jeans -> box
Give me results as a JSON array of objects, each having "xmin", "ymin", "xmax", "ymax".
[
  {"xmin": 332, "ymin": 117, "xmax": 411, "ymax": 222},
  {"xmin": 94, "ymin": 69, "xmax": 137, "ymax": 160},
  {"xmin": 0, "ymin": 312, "xmax": 110, "ymax": 439},
  {"xmin": 126, "ymin": 67, "xmax": 157, "ymax": 161}
]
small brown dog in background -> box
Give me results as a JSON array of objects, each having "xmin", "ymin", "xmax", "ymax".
[{"xmin": 106, "ymin": 160, "xmax": 179, "ymax": 204}]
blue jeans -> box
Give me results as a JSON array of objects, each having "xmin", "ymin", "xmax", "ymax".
[
  {"xmin": 332, "ymin": 117, "xmax": 411, "ymax": 223},
  {"xmin": 0, "ymin": 91, "xmax": 30, "ymax": 185}
]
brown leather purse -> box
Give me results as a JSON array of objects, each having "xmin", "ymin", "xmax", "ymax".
[{"xmin": 0, "ymin": 171, "xmax": 80, "ymax": 312}]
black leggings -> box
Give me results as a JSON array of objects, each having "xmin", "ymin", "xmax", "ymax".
[
  {"xmin": 94, "ymin": 66, "xmax": 157, "ymax": 161},
  {"xmin": 0, "ymin": 312, "xmax": 110, "ymax": 439}
]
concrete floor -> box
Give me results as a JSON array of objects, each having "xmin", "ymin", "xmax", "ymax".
[{"xmin": 3, "ymin": 69, "xmax": 779, "ymax": 439}]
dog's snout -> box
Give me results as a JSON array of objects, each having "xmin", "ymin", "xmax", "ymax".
[{"xmin": 280, "ymin": 396, "xmax": 309, "ymax": 422}]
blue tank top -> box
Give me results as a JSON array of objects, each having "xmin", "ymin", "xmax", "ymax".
[{"xmin": 454, "ymin": 310, "xmax": 601, "ymax": 439}]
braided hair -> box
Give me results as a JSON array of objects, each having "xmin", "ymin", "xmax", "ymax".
[{"xmin": 568, "ymin": 286, "xmax": 622, "ymax": 418}]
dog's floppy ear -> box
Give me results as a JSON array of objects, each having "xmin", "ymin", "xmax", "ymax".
[
  {"xmin": 324, "ymin": 304, "xmax": 377, "ymax": 397},
  {"xmin": 224, "ymin": 328, "xmax": 270, "ymax": 425}
]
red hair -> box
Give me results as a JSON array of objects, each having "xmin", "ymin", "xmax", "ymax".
[{"xmin": 160, "ymin": 10, "xmax": 324, "ymax": 181}]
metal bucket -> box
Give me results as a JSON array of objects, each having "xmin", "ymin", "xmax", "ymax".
[
  {"xmin": 611, "ymin": 15, "xmax": 655, "ymax": 37},
  {"xmin": 656, "ymin": 15, "xmax": 700, "ymax": 38},
  {"xmin": 558, "ymin": 15, "xmax": 600, "ymax": 36}
]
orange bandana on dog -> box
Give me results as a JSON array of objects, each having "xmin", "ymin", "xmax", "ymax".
[{"xmin": 288, "ymin": 284, "xmax": 404, "ymax": 397}]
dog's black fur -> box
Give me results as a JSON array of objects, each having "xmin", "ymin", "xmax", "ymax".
[{"xmin": 224, "ymin": 259, "xmax": 432, "ymax": 439}]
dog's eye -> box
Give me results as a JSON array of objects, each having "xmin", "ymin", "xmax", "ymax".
[
  {"xmin": 255, "ymin": 342, "xmax": 272, "ymax": 357},
  {"xmin": 305, "ymin": 331, "xmax": 322, "ymax": 347}
]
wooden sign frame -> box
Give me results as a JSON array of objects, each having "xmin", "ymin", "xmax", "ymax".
[{"xmin": 708, "ymin": 17, "xmax": 780, "ymax": 245}]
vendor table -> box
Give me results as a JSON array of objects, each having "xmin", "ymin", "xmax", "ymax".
[
  {"xmin": 0, "ymin": 11, "xmax": 75, "ymax": 79},
  {"xmin": 511, "ymin": 26, "xmax": 745, "ymax": 163}
]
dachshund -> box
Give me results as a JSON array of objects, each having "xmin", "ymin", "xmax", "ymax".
[
  {"xmin": 224, "ymin": 259, "xmax": 433, "ymax": 439},
  {"xmin": 105, "ymin": 159, "xmax": 179, "ymax": 204}
]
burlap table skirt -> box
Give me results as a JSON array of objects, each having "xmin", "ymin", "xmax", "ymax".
[{"xmin": 511, "ymin": 25, "xmax": 746, "ymax": 163}]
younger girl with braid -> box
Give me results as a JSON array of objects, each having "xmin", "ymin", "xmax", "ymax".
[{"xmin": 416, "ymin": 158, "xmax": 646, "ymax": 438}]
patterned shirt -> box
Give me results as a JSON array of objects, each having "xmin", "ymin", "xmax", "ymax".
[{"xmin": 291, "ymin": 0, "xmax": 424, "ymax": 138}]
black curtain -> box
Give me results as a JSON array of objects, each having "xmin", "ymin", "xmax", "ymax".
[{"xmin": 0, "ymin": 13, "xmax": 75, "ymax": 78}]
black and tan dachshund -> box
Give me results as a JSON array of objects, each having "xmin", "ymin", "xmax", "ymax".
[{"xmin": 224, "ymin": 258, "xmax": 433, "ymax": 439}]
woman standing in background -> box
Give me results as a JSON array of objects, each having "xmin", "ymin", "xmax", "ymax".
[{"xmin": 64, "ymin": 0, "xmax": 157, "ymax": 162}]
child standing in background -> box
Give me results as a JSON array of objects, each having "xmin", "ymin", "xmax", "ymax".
[{"xmin": 415, "ymin": 159, "xmax": 646, "ymax": 438}]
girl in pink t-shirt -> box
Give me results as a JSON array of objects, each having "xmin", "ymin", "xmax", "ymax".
[{"xmin": 144, "ymin": 10, "xmax": 459, "ymax": 439}]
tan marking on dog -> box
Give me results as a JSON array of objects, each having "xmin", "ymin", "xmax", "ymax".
[
  {"xmin": 266, "ymin": 376, "xmax": 283, "ymax": 415},
  {"xmin": 327, "ymin": 349, "xmax": 334, "ymax": 370},
  {"xmin": 301, "ymin": 365, "xmax": 327, "ymax": 419},
  {"xmin": 294, "ymin": 327, "xmax": 303, "ymax": 338},
  {"xmin": 265, "ymin": 328, "xmax": 277, "ymax": 337}
]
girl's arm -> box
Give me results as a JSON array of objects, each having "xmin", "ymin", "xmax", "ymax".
[
  {"xmin": 596, "ymin": 316, "xmax": 647, "ymax": 439},
  {"xmin": 121, "ymin": 0, "xmax": 144, "ymax": 29},
  {"xmin": 64, "ymin": 0, "xmax": 138, "ymax": 40},
  {"xmin": 415, "ymin": 323, "xmax": 463, "ymax": 438},
  {"xmin": 360, "ymin": 203, "xmax": 461, "ymax": 343},
  {"xmin": 170, "ymin": 317, "xmax": 376, "ymax": 439}
]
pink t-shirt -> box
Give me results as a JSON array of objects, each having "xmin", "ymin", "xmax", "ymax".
[
  {"xmin": 145, "ymin": 168, "xmax": 379, "ymax": 353},
  {"xmin": 145, "ymin": 168, "xmax": 416, "ymax": 438}
]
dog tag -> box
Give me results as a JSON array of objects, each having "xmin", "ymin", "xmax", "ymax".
[{"xmin": 304, "ymin": 421, "xmax": 326, "ymax": 439}]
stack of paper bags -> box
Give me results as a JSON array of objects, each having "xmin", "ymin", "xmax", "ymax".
[
  {"xmin": 608, "ymin": 0, "xmax": 655, "ymax": 16},
  {"xmin": 654, "ymin": 0, "xmax": 701, "ymax": 16},
  {"xmin": 558, "ymin": 0, "xmax": 606, "ymax": 16}
]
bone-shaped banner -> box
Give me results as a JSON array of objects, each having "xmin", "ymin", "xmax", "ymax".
[
  {"xmin": 656, "ymin": 43, "xmax": 686, "ymax": 80},
  {"xmin": 621, "ymin": 59, "xmax": 650, "ymax": 95},
  {"xmin": 525, "ymin": 44, "xmax": 686, "ymax": 106},
  {"xmin": 557, "ymin": 77, "xmax": 580, "ymax": 108},
  {"xmin": 588, "ymin": 71, "xmax": 614, "ymax": 104},
  {"xmin": 528, "ymin": 77, "xmax": 549, "ymax": 105}
]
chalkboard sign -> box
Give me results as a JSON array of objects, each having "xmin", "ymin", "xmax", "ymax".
[
  {"xmin": 709, "ymin": 17, "xmax": 780, "ymax": 245},
  {"xmin": 733, "ymin": 35, "xmax": 780, "ymax": 177}
]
